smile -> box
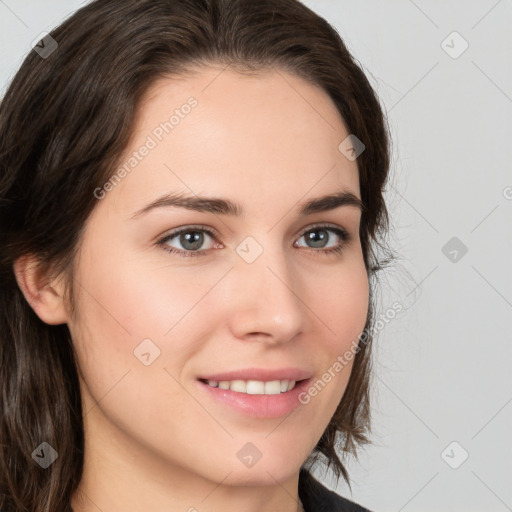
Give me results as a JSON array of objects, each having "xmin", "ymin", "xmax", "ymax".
[{"xmin": 199, "ymin": 378, "xmax": 297, "ymax": 395}]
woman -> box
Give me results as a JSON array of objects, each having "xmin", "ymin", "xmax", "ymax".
[{"xmin": 0, "ymin": 1, "xmax": 394, "ymax": 510}]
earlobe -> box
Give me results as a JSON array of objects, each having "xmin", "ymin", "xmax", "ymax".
[{"xmin": 13, "ymin": 254, "xmax": 69, "ymax": 325}]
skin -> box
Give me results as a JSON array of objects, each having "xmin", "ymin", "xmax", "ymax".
[{"xmin": 15, "ymin": 65, "xmax": 369, "ymax": 512}]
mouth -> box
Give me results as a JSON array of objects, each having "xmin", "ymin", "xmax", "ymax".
[
  {"xmin": 196, "ymin": 377, "xmax": 313, "ymax": 418},
  {"xmin": 198, "ymin": 377, "xmax": 305, "ymax": 395}
]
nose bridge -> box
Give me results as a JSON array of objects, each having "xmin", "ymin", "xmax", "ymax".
[{"xmin": 227, "ymin": 236, "xmax": 304, "ymax": 340}]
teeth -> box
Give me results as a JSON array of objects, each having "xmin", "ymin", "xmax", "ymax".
[{"xmin": 206, "ymin": 379, "xmax": 297, "ymax": 395}]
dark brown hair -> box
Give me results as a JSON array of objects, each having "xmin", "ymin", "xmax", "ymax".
[{"xmin": 0, "ymin": 0, "xmax": 394, "ymax": 510}]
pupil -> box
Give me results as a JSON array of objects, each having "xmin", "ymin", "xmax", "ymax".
[
  {"xmin": 307, "ymin": 229, "xmax": 327, "ymax": 248},
  {"xmin": 181, "ymin": 231, "xmax": 203, "ymax": 250}
]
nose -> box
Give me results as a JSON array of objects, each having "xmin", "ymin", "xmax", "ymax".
[{"xmin": 225, "ymin": 244, "xmax": 305, "ymax": 344}]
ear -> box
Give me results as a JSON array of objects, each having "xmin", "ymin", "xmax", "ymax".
[{"xmin": 13, "ymin": 254, "xmax": 69, "ymax": 325}]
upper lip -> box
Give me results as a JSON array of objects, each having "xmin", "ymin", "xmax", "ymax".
[{"xmin": 198, "ymin": 367, "xmax": 313, "ymax": 382}]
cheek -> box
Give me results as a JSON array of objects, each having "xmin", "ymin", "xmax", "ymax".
[
  {"xmin": 68, "ymin": 249, "xmax": 226, "ymax": 398},
  {"xmin": 67, "ymin": 255, "xmax": 174, "ymax": 399},
  {"xmin": 309, "ymin": 258, "xmax": 369, "ymax": 352},
  {"xmin": 72, "ymin": 252, "xmax": 208, "ymax": 343},
  {"xmin": 321, "ymin": 262, "xmax": 368, "ymax": 387},
  {"xmin": 68, "ymin": 255, "xmax": 203, "ymax": 442}
]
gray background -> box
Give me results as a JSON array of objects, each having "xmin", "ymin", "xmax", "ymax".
[{"xmin": 1, "ymin": 1, "xmax": 511, "ymax": 511}]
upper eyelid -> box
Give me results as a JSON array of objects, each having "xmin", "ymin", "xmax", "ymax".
[
  {"xmin": 160, "ymin": 222, "xmax": 347, "ymax": 237},
  {"xmin": 159, "ymin": 224, "xmax": 219, "ymax": 242}
]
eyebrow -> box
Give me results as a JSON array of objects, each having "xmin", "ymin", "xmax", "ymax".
[{"xmin": 130, "ymin": 190, "xmax": 364, "ymax": 219}]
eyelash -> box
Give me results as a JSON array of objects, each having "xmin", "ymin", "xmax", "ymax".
[{"xmin": 156, "ymin": 223, "xmax": 351, "ymax": 258}]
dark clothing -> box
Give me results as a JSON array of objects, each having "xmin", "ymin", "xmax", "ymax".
[{"xmin": 299, "ymin": 468, "xmax": 373, "ymax": 512}]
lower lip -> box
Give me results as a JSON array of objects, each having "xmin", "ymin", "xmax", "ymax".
[{"xmin": 197, "ymin": 378, "xmax": 313, "ymax": 419}]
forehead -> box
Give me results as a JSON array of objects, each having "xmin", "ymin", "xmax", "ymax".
[{"xmin": 109, "ymin": 65, "xmax": 360, "ymax": 215}]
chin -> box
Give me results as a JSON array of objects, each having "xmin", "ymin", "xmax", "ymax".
[{"xmin": 214, "ymin": 453, "xmax": 305, "ymax": 487}]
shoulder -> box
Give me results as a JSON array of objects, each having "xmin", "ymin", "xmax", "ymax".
[{"xmin": 298, "ymin": 468, "xmax": 374, "ymax": 512}]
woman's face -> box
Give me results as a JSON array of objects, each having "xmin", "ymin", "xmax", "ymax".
[{"xmin": 67, "ymin": 65, "xmax": 368, "ymax": 493}]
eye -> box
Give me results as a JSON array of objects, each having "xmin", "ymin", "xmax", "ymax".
[
  {"xmin": 157, "ymin": 226, "xmax": 219, "ymax": 257},
  {"xmin": 156, "ymin": 223, "xmax": 350, "ymax": 258},
  {"xmin": 294, "ymin": 224, "xmax": 350, "ymax": 255}
]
